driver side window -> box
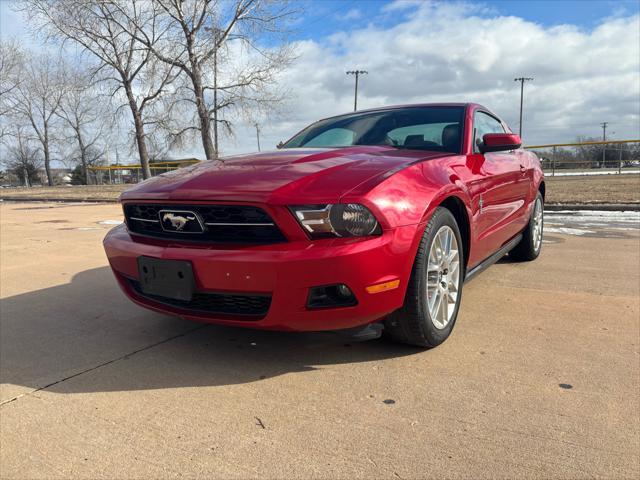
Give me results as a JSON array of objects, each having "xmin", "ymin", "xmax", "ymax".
[{"xmin": 474, "ymin": 111, "xmax": 505, "ymax": 152}]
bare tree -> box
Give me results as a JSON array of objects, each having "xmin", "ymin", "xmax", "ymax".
[
  {"xmin": 23, "ymin": 0, "xmax": 179, "ymax": 179},
  {"xmin": 144, "ymin": 128, "xmax": 171, "ymax": 163},
  {"xmin": 116, "ymin": 0, "xmax": 295, "ymax": 159},
  {"xmin": 70, "ymin": 143, "xmax": 107, "ymax": 183},
  {"xmin": 56, "ymin": 67, "xmax": 109, "ymax": 184},
  {"xmin": 0, "ymin": 40, "xmax": 25, "ymax": 118},
  {"xmin": 3, "ymin": 52, "xmax": 66, "ymax": 186},
  {"xmin": 2, "ymin": 127, "xmax": 43, "ymax": 187}
]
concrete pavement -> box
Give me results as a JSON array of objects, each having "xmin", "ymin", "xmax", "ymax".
[{"xmin": 1, "ymin": 202, "xmax": 638, "ymax": 479}]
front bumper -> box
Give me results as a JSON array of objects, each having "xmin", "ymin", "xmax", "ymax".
[{"xmin": 103, "ymin": 223, "xmax": 420, "ymax": 331}]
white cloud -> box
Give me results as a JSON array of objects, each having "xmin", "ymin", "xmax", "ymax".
[
  {"xmin": 219, "ymin": 1, "xmax": 640, "ymax": 156},
  {"xmin": 382, "ymin": 0, "xmax": 429, "ymax": 13},
  {"xmin": 337, "ymin": 8, "xmax": 362, "ymax": 22}
]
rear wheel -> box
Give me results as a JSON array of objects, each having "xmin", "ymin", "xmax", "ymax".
[
  {"xmin": 510, "ymin": 192, "xmax": 543, "ymax": 261},
  {"xmin": 384, "ymin": 207, "xmax": 464, "ymax": 348}
]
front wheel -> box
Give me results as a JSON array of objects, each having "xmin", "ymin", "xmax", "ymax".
[
  {"xmin": 384, "ymin": 207, "xmax": 464, "ymax": 348},
  {"xmin": 510, "ymin": 192, "xmax": 544, "ymax": 261}
]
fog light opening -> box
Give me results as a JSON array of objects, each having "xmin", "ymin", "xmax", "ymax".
[
  {"xmin": 336, "ymin": 284, "xmax": 352, "ymax": 298},
  {"xmin": 307, "ymin": 284, "xmax": 357, "ymax": 309}
]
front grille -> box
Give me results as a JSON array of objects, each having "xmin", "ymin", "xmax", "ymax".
[
  {"xmin": 124, "ymin": 203, "xmax": 286, "ymax": 243},
  {"xmin": 128, "ymin": 279, "xmax": 271, "ymax": 319}
]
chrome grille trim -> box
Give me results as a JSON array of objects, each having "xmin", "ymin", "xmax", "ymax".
[
  {"xmin": 203, "ymin": 222, "xmax": 275, "ymax": 226},
  {"xmin": 123, "ymin": 203, "xmax": 286, "ymax": 244}
]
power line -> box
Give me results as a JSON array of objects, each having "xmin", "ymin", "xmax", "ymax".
[
  {"xmin": 514, "ymin": 77, "xmax": 534, "ymax": 138},
  {"xmin": 346, "ymin": 70, "xmax": 367, "ymax": 111}
]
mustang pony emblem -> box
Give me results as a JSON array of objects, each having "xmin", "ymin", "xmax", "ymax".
[{"xmin": 162, "ymin": 213, "xmax": 196, "ymax": 231}]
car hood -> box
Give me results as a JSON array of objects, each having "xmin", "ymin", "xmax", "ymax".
[{"xmin": 120, "ymin": 146, "xmax": 452, "ymax": 204}]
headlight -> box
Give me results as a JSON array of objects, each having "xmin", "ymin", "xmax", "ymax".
[{"xmin": 291, "ymin": 204, "xmax": 381, "ymax": 239}]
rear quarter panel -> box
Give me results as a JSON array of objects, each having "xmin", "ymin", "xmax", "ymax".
[{"xmin": 529, "ymin": 150, "xmax": 545, "ymax": 200}]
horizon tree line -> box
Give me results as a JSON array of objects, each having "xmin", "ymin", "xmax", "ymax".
[{"xmin": 0, "ymin": 0, "xmax": 296, "ymax": 185}]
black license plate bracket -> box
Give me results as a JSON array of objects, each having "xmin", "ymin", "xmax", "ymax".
[{"xmin": 137, "ymin": 256, "xmax": 195, "ymax": 301}]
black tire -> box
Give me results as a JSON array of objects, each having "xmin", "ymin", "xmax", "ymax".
[
  {"xmin": 384, "ymin": 207, "xmax": 464, "ymax": 348},
  {"xmin": 510, "ymin": 191, "xmax": 544, "ymax": 262}
]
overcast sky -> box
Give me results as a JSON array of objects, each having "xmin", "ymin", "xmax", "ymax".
[{"xmin": 2, "ymin": 0, "xmax": 639, "ymax": 160}]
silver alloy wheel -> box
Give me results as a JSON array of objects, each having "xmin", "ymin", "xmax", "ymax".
[
  {"xmin": 532, "ymin": 197, "xmax": 543, "ymax": 253},
  {"xmin": 426, "ymin": 226, "xmax": 461, "ymax": 330}
]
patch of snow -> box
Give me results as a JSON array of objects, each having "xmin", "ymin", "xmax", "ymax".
[
  {"xmin": 545, "ymin": 227, "xmax": 594, "ymax": 236},
  {"xmin": 545, "ymin": 210, "xmax": 640, "ymax": 225}
]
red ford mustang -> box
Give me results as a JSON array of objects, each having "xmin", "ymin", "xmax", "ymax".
[{"xmin": 104, "ymin": 103, "xmax": 544, "ymax": 347}]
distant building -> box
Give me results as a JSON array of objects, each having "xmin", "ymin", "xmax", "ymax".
[{"xmin": 38, "ymin": 168, "xmax": 73, "ymax": 186}]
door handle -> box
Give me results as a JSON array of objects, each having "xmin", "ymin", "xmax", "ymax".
[{"xmin": 519, "ymin": 165, "xmax": 527, "ymax": 173}]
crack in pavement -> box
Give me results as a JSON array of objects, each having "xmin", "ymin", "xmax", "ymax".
[{"xmin": 0, "ymin": 324, "xmax": 209, "ymax": 407}]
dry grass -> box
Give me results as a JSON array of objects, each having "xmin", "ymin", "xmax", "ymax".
[
  {"xmin": 0, "ymin": 185, "xmax": 126, "ymax": 202},
  {"xmin": 1, "ymin": 174, "xmax": 639, "ymax": 204},
  {"xmin": 545, "ymin": 174, "xmax": 640, "ymax": 204}
]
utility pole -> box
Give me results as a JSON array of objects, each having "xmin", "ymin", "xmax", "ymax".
[
  {"xmin": 211, "ymin": 28, "xmax": 221, "ymax": 158},
  {"xmin": 205, "ymin": 26, "xmax": 222, "ymax": 158},
  {"xmin": 600, "ymin": 122, "xmax": 608, "ymax": 168},
  {"xmin": 213, "ymin": 39, "xmax": 218, "ymax": 158},
  {"xmin": 116, "ymin": 148, "xmax": 121, "ymax": 185},
  {"xmin": 514, "ymin": 77, "xmax": 534, "ymax": 138},
  {"xmin": 106, "ymin": 146, "xmax": 111, "ymax": 185},
  {"xmin": 255, "ymin": 123, "xmax": 261, "ymax": 152},
  {"xmin": 346, "ymin": 70, "xmax": 367, "ymax": 111}
]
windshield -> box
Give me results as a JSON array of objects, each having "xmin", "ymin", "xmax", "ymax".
[{"xmin": 282, "ymin": 106, "xmax": 464, "ymax": 153}]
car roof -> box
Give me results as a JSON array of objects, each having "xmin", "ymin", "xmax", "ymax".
[{"xmin": 315, "ymin": 103, "xmax": 486, "ymax": 123}]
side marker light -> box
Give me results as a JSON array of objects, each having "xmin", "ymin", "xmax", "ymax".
[{"xmin": 366, "ymin": 279, "xmax": 400, "ymax": 294}]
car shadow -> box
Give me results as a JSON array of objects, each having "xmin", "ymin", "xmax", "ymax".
[{"xmin": 1, "ymin": 267, "xmax": 416, "ymax": 397}]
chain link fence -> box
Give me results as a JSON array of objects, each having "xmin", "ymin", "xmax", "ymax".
[{"xmin": 525, "ymin": 140, "xmax": 640, "ymax": 176}]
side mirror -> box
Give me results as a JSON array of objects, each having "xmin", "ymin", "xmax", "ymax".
[
  {"xmin": 276, "ymin": 141, "xmax": 284, "ymax": 149},
  {"xmin": 479, "ymin": 133, "xmax": 522, "ymax": 153}
]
